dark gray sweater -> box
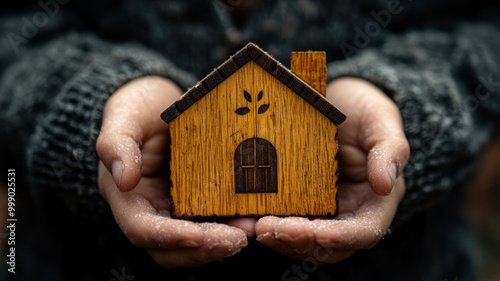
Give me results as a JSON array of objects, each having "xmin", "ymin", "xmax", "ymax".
[{"xmin": 1, "ymin": 0, "xmax": 499, "ymax": 280}]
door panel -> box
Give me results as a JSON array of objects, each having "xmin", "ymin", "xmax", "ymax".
[{"xmin": 235, "ymin": 138, "xmax": 277, "ymax": 193}]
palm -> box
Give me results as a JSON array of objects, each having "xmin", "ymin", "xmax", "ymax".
[
  {"xmin": 132, "ymin": 133, "xmax": 171, "ymax": 215},
  {"xmin": 97, "ymin": 77, "xmax": 254, "ymax": 267},
  {"xmin": 254, "ymin": 78, "xmax": 409, "ymax": 264},
  {"xmin": 336, "ymin": 106, "xmax": 383, "ymax": 220}
]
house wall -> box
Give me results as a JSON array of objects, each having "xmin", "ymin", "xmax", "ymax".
[{"xmin": 169, "ymin": 61, "xmax": 338, "ymax": 217}]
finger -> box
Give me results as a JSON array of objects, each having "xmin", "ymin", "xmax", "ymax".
[
  {"xmin": 96, "ymin": 77, "xmax": 182, "ymax": 191},
  {"xmin": 224, "ymin": 218, "xmax": 258, "ymax": 237},
  {"xmin": 255, "ymin": 217, "xmax": 302, "ymax": 259},
  {"xmin": 255, "ymin": 216, "xmax": 280, "ymax": 240},
  {"xmin": 255, "ymin": 217, "xmax": 354, "ymax": 263},
  {"xmin": 274, "ymin": 217, "xmax": 315, "ymax": 248},
  {"xmin": 357, "ymin": 90, "xmax": 410, "ymax": 195},
  {"xmin": 146, "ymin": 223, "xmax": 248, "ymax": 268},
  {"xmin": 364, "ymin": 126, "xmax": 410, "ymax": 195},
  {"xmin": 99, "ymin": 162, "xmax": 205, "ymax": 249},
  {"xmin": 315, "ymin": 179, "xmax": 405, "ymax": 250},
  {"xmin": 255, "ymin": 217, "xmax": 316, "ymax": 258},
  {"xmin": 327, "ymin": 78, "xmax": 410, "ymax": 195},
  {"xmin": 314, "ymin": 215, "xmax": 383, "ymax": 251}
]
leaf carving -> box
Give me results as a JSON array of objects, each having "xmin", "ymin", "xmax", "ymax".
[
  {"xmin": 244, "ymin": 90, "xmax": 252, "ymax": 102},
  {"xmin": 257, "ymin": 91, "xmax": 263, "ymax": 101},
  {"xmin": 235, "ymin": 107, "xmax": 250, "ymax": 115},
  {"xmin": 258, "ymin": 104, "xmax": 269, "ymax": 114}
]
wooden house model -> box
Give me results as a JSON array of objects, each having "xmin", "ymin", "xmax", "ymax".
[{"xmin": 161, "ymin": 43, "xmax": 346, "ymax": 218}]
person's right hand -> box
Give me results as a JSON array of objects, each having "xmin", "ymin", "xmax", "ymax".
[
  {"xmin": 255, "ymin": 77, "xmax": 410, "ymax": 263},
  {"xmin": 96, "ymin": 76, "xmax": 256, "ymax": 268}
]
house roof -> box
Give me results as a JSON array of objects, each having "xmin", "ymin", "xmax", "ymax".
[{"xmin": 161, "ymin": 43, "xmax": 346, "ymax": 125}]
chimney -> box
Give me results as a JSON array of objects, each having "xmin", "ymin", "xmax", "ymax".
[{"xmin": 290, "ymin": 51, "xmax": 326, "ymax": 96}]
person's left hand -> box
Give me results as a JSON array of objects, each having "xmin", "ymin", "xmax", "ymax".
[{"xmin": 255, "ymin": 77, "xmax": 409, "ymax": 264}]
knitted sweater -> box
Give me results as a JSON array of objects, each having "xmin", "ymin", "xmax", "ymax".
[{"xmin": 1, "ymin": 0, "xmax": 499, "ymax": 280}]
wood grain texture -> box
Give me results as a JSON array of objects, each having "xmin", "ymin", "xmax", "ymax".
[
  {"xmin": 169, "ymin": 61, "xmax": 338, "ymax": 217},
  {"xmin": 291, "ymin": 52, "xmax": 327, "ymax": 96}
]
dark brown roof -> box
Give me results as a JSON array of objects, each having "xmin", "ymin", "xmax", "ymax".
[{"xmin": 161, "ymin": 43, "xmax": 346, "ymax": 125}]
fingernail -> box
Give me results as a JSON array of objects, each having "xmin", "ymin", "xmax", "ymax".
[
  {"xmin": 388, "ymin": 162, "xmax": 397, "ymax": 193},
  {"xmin": 209, "ymin": 243, "xmax": 232, "ymax": 258},
  {"xmin": 111, "ymin": 160, "xmax": 124, "ymax": 188},
  {"xmin": 317, "ymin": 239, "xmax": 340, "ymax": 248},
  {"xmin": 276, "ymin": 233, "xmax": 309, "ymax": 248},
  {"xmin": 276, "ymin": 233, "xmax": 305, "ymax": 242},
  {"xmin": 178, "ymin": 240, "xmax": 202, "ymax": 248},
  {"xmin": 255, "ymin": 232, "xmax": 273, "ymax": 242},
  {"xmin": 236, "ymin": 238, "xmax": 249, "ymax": 248}
]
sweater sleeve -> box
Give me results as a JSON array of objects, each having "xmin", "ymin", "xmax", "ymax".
[
  {"xmin": 327, "ymin": 22, "xmax": 500, "ymax": 228},
  {"xmin": 0, "ymin": 32, "xmax": 197, "ymax": 220}
]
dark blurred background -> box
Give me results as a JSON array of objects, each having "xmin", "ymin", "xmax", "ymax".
[{"xmin": 466, "ymin": 134, "xmax": 500, "ymax": 280}]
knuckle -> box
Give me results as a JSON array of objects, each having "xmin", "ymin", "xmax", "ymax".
[
  {"xmin": 95, "ymin": 134, "xmax": 111, "ymax": 159},
  {"xmin": 95, "ymin": 134, "xmax": 104, "ymax": 151},
  {"xmin": 400, "ymin": 138, "xmax": 411, "ymax": 162}
]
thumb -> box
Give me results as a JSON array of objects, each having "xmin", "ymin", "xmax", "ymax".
[
  {"xmin": 96, "ymin": 76, "xmax": 182, "ymax": 191},
  {"xmin": 327, "ymin": 77, "xmax": 410, "ymax": 196},
  {"xmin": 362, "ymin": 97, "xmax": 410, "ymax": 196},
  {"xmin": 366, "ymin": 138, "xmax": 409, "ymax": 195}
]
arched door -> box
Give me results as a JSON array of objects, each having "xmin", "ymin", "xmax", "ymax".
[{"xmin": 234, "ymin": 138, "xmax": 277, "ymax": 193}]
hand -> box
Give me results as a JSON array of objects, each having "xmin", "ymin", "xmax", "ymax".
[
  {"xmin": 255, "ymin": 77, "xmax": 410, "ymax": 264},
  {"xmin": 96, "ymin": 76, "xmax": 255, "ymax": 268}
]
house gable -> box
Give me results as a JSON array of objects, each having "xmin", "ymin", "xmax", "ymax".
[{"xmin": 161, "ymin": 43, "xmax": 346, "ymax": 126}]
